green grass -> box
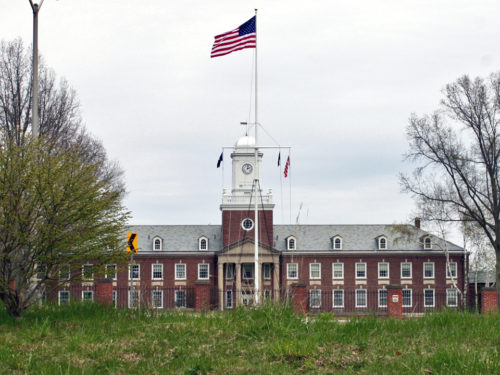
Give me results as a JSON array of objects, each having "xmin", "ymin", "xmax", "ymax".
[{"xmin": 0, "ymin": 303, "xmax": 499, "ymax": 374}]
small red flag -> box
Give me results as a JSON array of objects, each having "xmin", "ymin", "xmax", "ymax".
[{"xmin": 284, "ymin": 156, "xmax": 290, "ymax": 178}]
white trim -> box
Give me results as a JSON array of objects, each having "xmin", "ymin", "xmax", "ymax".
[
  {"xmin": 199, "ymin": 237, "xmax": 208, "ymax": 251},
  {"xmin": 355, "ymin": 262, "xmax": 367, "ymax": 279},
  {"xmin": 446, "ymin": 262, "xmax": 457, "ymax": 278},
  {"xmin": 378, "ymin": 236, "xmax": 388, "ymax": 250},
  {"xmin": 424, "ymin": 288, "xmax": 435, "ymax": 307},
  {"xmin": 175, "ymin": 263, "xmax": 186, "ymax": 280},
  {"xmin": 263, "ymin": 263, "xmax": 271, "ymax": 279},
  {"xmin": 402, "ymin": 288, "xmax": 412, "ymax": 307},
  {"xmin": 332, "ymin": 236, "xmax": 342, "ymax": 250},
  {"xmin": 128, "ymin": 289, "xmax": 139, "ymax": 308},
  {"xmin": 423, "ymin": 236, "xmax": 432, "ymax": 249},
  {"xmin": 423, "ymin": 262, "xmax": 435, "ymax": 279},
  {"xmin": 242, "ymin": 263, "xmax": 254, "ymax": 279},
  {"xmin": 225, "ymin": 264, "xmax": 234, "ymax": 279},
  {"xmin": 241, "ymin": 218, "xmax": 254, "ymax": 231},
  {"xmin": 287, "ymin": 236, "xmax": 297, "ymax": 251},
  {"xmin": 332, "ymin": 289, "xmax": 344, "ymax": 308},
  {"xmin": 400, "ymin": 262, "xmax": 412, "ymax": 279},
  {"xmin": 378, "ymin": 289, "xmax": 388, "ymax": 307},
  {"xmin": 332, "ymin": 262, "xmax": 344, "ymax": 279},
  {"xmin": 152, "ymin": 290, "xmax": 163, "ymax": 309},
  {"xmin": 175, "ymin": 290, "xmax": 187, "ymax": 308},
  {"xmin": 446, "ymin": 288, "xmax": 458, "ymax": 307},
  {"xmin": 225, "ymin": 290, "xmax": 233, "ymax": 309},
  {"xmin": 129, "ymin": 264, "xmax": 140, "ymax": 280},
  {"xmin": 355, "ymin": 289, "xmax": 367, "ymax": 308},
  {"xmin": 82, "ymin": 290, "xmax": 94, "ymax": 302},
  {"xmin": 152, "ymin": 263, "xmax": 163, "ymax": 280},
  {"xmin": 105, "ymin": 264, "xmax": 117, "ymax": 280},
  {"xmin": 287, "ymin": 263, "xmax": 298, "ymax": 279},
  {"xmin": 58, "ymin": 290, "xmax": 70, "ymax": 306},
  {"xmin": 82, "ymin": 264, "xmax": 93, "ymax": 281},
  {"xmin": 378, "ymin": 262, "xmax": 389, "ymax": 279},
  {"xmin": 309, "ymin": 263, "xmax": 321, "ymax": 280},
  {"xmin": 153, "ymin": 236, "xmax": 163, "ymax": 251},
  {"xmin": 198, "ymin": 263, "xmax": 210, "ymax": 280},
  {"xmin": 309, "ymin": 289, "xmax": 321, "ymax": 309}
]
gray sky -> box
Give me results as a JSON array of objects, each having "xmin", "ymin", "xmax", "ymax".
[{"xmin": 2, "ymin": 1, "xmax": 499, "ymax": 243}]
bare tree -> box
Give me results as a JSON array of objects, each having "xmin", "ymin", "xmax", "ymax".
[{"xmin": 401, "ymin": 72, "xmax": 500, "ymax": 305}]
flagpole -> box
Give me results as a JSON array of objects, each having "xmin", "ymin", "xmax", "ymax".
[{"xmin": 253, "ymin": 8, "xmax": 260, "ymax": 306}]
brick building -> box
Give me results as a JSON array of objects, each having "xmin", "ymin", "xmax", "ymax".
[{"xmin": 63, "ymin": 135, "xmax": 468, "ymax": 314}]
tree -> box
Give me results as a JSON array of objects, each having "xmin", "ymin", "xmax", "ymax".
[
  {"xmin": 0, "ymin": 39, "xmax": 129, "ymax": 317},
  {"xmin": 401, "ymin": 72, "xmax": 500, "ymax": 305}
]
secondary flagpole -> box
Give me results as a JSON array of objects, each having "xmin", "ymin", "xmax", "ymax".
[{"xmin": 253, "ymin": 8, "xmax": 260, "ymax": 305}]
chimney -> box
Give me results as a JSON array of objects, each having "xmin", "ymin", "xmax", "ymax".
[{"xmin": 414, "ymin": 217, "xmax": 421, "ymax": 229}]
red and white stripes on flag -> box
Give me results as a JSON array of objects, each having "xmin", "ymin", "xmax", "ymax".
[
  {"xmin": 284, "ymin": 156, "xmax": 290, "ymax": 178},
  {"xmin": 211, "ymin": 16, "xmax": 256, "ymax": 58}
]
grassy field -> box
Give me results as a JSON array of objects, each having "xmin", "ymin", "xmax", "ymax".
[{"xmin": 0, "ymin": 303, "xmax": 499, "ymax": 374}]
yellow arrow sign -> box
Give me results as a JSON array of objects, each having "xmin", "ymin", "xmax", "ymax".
[{"xmin": 127, "ymin": 232, "xmax": 138, "ymax": 253}]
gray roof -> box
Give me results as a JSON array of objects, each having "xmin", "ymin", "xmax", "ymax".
[
  {"xmin": 127, "ymin": 224, "xmax": 464, "ymax": 254},
  {"xmin": 468, "ymin": 270, "xmax": 496, "ymax": 285}
]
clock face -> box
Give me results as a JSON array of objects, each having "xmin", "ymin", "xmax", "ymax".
[{"xmin": 242, "ymin": 163, "xmax": 253, "ymax": 175}]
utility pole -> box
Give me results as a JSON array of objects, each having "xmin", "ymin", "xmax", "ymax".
[{"xmin": 29, "ymin": 0, "xmax": 44, "ymax": 138}]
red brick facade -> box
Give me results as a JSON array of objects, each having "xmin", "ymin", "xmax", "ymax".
[
  {"xmin": 481, "ymin": 288, "xmax": 498, "ymax": 314},
  {"xmin": 222, "ymin": 210, "xmax": 273, "ymax": 248}
]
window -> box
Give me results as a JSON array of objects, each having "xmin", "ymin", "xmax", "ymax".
[
  {"xmin": 105, "ymin": 264, "xmax": 117, "ymax": 280},
  {"xmin": 401, "ymin": 262, "xmax": 412, "ymax": 278},
  {"xmin": 82, "ymin": 264, "xmax": 93, "ymax": 280},
  {"xmin": 355, "ymin": 263, "xmax": 366, "ymax": 279},
  {"xmin": 198, "ymin": 264, "xmax": 209, "ymax": 280},
  {"xmin": 60, "ymin": 265, "xmax": 70, "ymax": 280},
  {"xmin": 447, "ymin": 262, "xmax": 457, "ymax": 278},
  {"xmin": 152, "ymin": 290, "xmax": 163, "ymax": 309},
  {"xmin": 225, "ymin": 264, "xmax": 234, "ymax": 279},
  {"xmin": 152, "ymin": 263, "xmax": 163, "ymax": 280},
  {"xmin": 333, "ymin": 290, "xmax": 344, "ymax": 308},
  {"xmin": 242, "ymin": 218, "xmax": 254, "ymax": 231},
  {"xmin": 287, "ymin": 263, "xmax": 298, "ymax": 279},
  {"xmin": 424, "ymin": 289, "xmax": 435, "ymax": 307},
  {"xmin": 402, "ymin": 289, "xmax": 412, "ymax": 307},
  {"xmin": 129, "ymin": 264, "xmax": 140, "ymax": 280},
  {"xmin": 175, "ymin": 264, "xmax": 186, "ymax": 280},
  {"xmin": 263, "ymin": 264, "xmax": 271, "ymax": 279},
  {"xmin": 424, "ymin": 262, "xmax": 435, "ymax": 278},
  {"xmin": 424, "ymin": 237, "xmax": 432, "ymax": 249},
  {"xmin": 82, "ymin": 290, "xmax": 94, "ymax": 302},
  {"xmin": 58, "ymin": 291, "xmax": 70, "ymax": 306},
  {"xmin": 129, "ymin": 290, "xmax": 139, "ymax": 308},
  {"xmin": 446, "ymin": 288, "xmax": 458, "ymax": 307},
  {"xmin": 242, "ymin": 264, "xmax": 254, "ymax": 279},
  {"xmin": 309, "ymin": 263, "xmax": 321, "ymax": 279},
  {"xmin": 378, "ymin": 237, "xmax": 387, "ymax": 250},
  {"xmin": 36, "ymin": 263, "xmax": 46, "ymax": 280},
  {"xmin": 333, "ymin": 236, "xmax": 342, "ymax": 250},
  {"xmin": 175, "ymin": 290, "xmax": 186, "ymax": 308},
  {"xmin": 332, "ymin": 263, "xmax": 344, "ymax": 279},
  {"xmin": 355, "ymin": 289, "xmax": 367, "ymax": 308},
  {"xmin": 309, "ymin": 289, "xmax": 321, "ymax": 308},
  {"xmin": 378, "ymin": 289, "xmax": 388, "ymax": 307},
  {"xmin": 287, "ymin": 237, "xmax": 296, "ymax": 250},
  {"xmin": 378, "ymin": 262, "xmax": 389, "ymax": 279},
  {"xmin": 199, "ymin": 237, "xmax": 208, "ymax": 251},
  {"xmin": 112, "ymin": 290, "xmax": 117, "ymax": 308},
  {"xmin": 153, "ymin": 237, "xmax": 162, "ymax": 251},
  {"xmin": 225, "ymin": 290, "xmax": 233, "ymax": 308}
]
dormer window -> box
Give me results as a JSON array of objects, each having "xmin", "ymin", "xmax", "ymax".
[
  {"xmin": 332, "ymin": 236, "xmax": 342, "ymax": 250},
  {"xmin": 423, "ymin": 236, "xmax": 432, "ymax": 250},
  {"xmin": 378, "ymin": 236, "xmax": 387, "ymax": 250},
  {"xmin": 199, "ymin": 237, "xmax": 208, "ymax": 251},
  {"xmin": 287, "ymin": 236, "xmax": 296, "ymax": 251},
  {"xmin": 153, "ymin": 237, "xmax": 162, "ymax": 251}
]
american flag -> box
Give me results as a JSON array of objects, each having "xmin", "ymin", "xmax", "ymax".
[
  {"xmin": 284, "ymin": 156, "xmax": 290, "ymax": 178},
  {"xmin": 211, "ymin": 16, "xmax": 256, "ymax": 58}
]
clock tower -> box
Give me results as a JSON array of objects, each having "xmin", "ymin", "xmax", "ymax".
[{"xmin": 220, "ymin": 135, "xmax": 274, "ymax": 247}]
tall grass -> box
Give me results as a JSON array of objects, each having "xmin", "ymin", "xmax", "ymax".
[{"xmin": 0, "ymin": 303, "xmax": 498, "ymax": 374}]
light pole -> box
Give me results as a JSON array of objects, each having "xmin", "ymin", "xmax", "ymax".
[{"xmin": 29, "ymin": 0, "xmax": 44, "ymax": 138}]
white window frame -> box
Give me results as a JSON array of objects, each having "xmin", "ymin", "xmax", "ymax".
[
  {"xmin": 175, "ymin": 290, "xmax": 187, "ymax": 308},
  {"xmin": 199, "ymin": 237, "xmax": 208, "ymax": 251},
  {"xmin": 333, "ymin": 289, "xmax": 344, "ymax": 308},
  {"xmin": 355, "ymin": 262, "xmax": 366, "ymax": 279},
  {"xmin": 309, "ymin": 289, "xmax": 321, "ymax": 309},
  {"xmin": 129, "ymin": 264, "xmax": 140, "ymax": 280},
  {"xmin": 423, "ymin": 236, "xmax": 432, "ymax": 249},
  {"xmin": 225, "ymin": 264, "xmax": 234, "ymax": 279},
  {"xmin": 58, "ymin": 290, "xmax": 70, "ymax": 306},
  {"xmin": 378, "ymin": 262, "xmax": 389, "ymax": 279},
  {"xmin": 128, "ymin": 289, "xmax": 139, "ymax": 308},
  {"xmin": 287, "ymin": 236, "xmax": 296, "ymax": 251},
  {"xmin": 402, "ymin": 289, "xmax": 412, "ymax": 307},
  {"xmin": 175, "ymin": 263, "xmax": 186, "ymax": 280},
  {"xmin": 287, "ymin": 263, "xmax": 298, "ymax": 279},
  {"xmin": 423, "ymin": 262, "xmax": 435, "ymax": 279},
  {"xmin": 225, "ymin": 290, "xmax": 233, "ymax": 308},
  {"xmin": 401, "ymin": 262, "xmax": 412, "ymax": 279},
  {"xmin": 332, "ymin": 263, "xmax": 344, "ymax": 279},
  {"xmin": 424, "ymin": 289, "xmax": 435, "ymax": 307},
  {"xmin": 152, "ymin": 263, "xmax": 163, "ymax": 280},
  {"xmin": 446, "ymin": 288, "xmax": 458, "ymax": 307},
  {"xmin": 198, "ymin": 263, "xmax": 209, "ymax": 280},
  {"xmin": 152, "ymin": 290, "xmax": 163, "ymax": 309},
  {"xmin": 105, "ymin": 264, "xmax": 117, "ymax": 280},
  {"xmin": 333, "ymin": 236, "xmax": 342, "ymax": 250},
  {"xmin": 309, "ymin": 263, "xmax": 321, "ymax": 280},
  {"xmin": 153, "ymin": 237, "xmax": 162, "ymax": 251},
  {"xmin": 82, "ymin": 290, "xmax": 94, "ymax": 302},
  {"xmin": 378, "ymin": 289, "xmax": 388, "ymax": 308},
  {"xmin": 82, "ymin": 264, "xmax": 93, "ymax": 281},
  {"xmin": 263, "ymin": 263, "xmax": 271, "ymax": 279},
  {"xmin": 355, "ymin": 289, "xmax": 367, "ymax": 308},
  {"xmin": 447, "ymin": 262, "xmax": 457, "ymax": 278},
  {"xmin": 242, "ymin": 264, "xmax": 254, "ymax": 279},
  {"xmin": 241, "ymin": 218, "xmax": 254, "ymax": 231},
  {"xmin": 60, "ymin": 265, "xmax": 70, "ymax": 281},
  {"xmin": 378, "ymin": 236, "xmax": 387, "ymax": 250}
]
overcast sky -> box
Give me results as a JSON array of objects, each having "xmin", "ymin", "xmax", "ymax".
[{"xmin": 1, "ymin": 1, "xmax": 499, "ymax": 243}]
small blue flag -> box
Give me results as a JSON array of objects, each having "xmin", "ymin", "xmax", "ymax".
[
  {"xmin": 277, "ymin": 152, "xmax": 281, "ymax": 167},
  {"xmin": 217, "ymin": 152, "xmax": 223, "ymax": 168}
]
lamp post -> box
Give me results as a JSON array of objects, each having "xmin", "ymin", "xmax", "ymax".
[{"xmin": 28, "ymin": 0, "xmax": 44, "ymax": 138}]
